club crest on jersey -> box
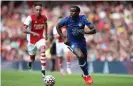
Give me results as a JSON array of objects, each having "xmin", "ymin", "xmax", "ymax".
[{"xmin": 78, "ymin": 23, "xmax": 82, "ymax": 27}]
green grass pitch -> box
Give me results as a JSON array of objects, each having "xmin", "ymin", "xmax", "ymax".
[{"xmin": 1, "ymin": 71, "xmax": 133, "ymax": 86}]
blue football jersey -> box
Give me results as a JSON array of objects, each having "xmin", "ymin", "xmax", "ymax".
[{"xmin": 58, "ymin": 15, "xmax": 92, "ymax": 43}]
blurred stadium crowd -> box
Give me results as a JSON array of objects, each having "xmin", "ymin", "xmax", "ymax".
[{"xmin": 1, "ymin": 1, "xmax": 133, "ymax": 62}]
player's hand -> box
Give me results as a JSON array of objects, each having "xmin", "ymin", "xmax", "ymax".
[{"xmin": 32, "ymin": 32, "xmax": 39, "ymax": 37}]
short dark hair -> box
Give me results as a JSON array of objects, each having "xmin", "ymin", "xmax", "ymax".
[
  {"xmin": 34, "ymin": 3, "xmax": 42, "ymax": 7},
  {"xmin": 71, "ymin": 6, "xmax": 80, "ymax": 12}
]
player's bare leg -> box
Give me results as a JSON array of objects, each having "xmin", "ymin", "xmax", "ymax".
[
  {"xmin": 73, "ymin": 47, "xmax": 93, "ymax": 84},
  {"xmin": 58, "ymin": 57, "xmax": 65, "ymax": 75},
  {"xmin": 65, "ymin": 47, "xmax": 72, "ymax": 75},
  {"xmin": 51, "ymin": 56, "xmax": 56, "ymax": 71},
  {"xmin": 27, "ymin": 55, "xmax": 35, "ymax": 69},
  {"xmin": 66, "ymin": 55, "xmax": 72, "ymax": 75},
  {"xmin": 40, "ymin": 46, "xmax": 47, "ymax": 78}
]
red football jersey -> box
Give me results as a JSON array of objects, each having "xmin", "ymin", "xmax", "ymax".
[
  {"xmin": 24, "ymin": 14, "xmax": 47, "ymax": 44},
  {"xmin": 53, "ymin": 26, "xmax": 66, "ymax": 43}
]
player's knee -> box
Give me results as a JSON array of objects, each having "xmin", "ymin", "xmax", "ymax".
[
  {"xmin": 40, "ymin": 47, "xmax": 46, "ymax": 57},
  {"xmin": 79, "ymin": 54, "xmax": 85, "ymax": 59},
  {"xmin": 30, "ymin": 55, "xmax": 35, "ymax": 61},
  {"xmin": 76, "ymin": 52, "xmax": 85, "ymax": 59},
  {"xmin": 40, "ymin": 56, "xmax": 46, "ymax": 60},
  {"xmin": 73, "ymin": 48, "xmax": 85, "ymax": 59}
]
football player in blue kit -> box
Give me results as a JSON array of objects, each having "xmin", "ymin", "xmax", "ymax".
[{"xmin": 56, "ymin": 6, "xmax": 96, "ymax": 84}]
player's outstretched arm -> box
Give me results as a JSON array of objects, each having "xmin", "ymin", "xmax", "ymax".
[
  {"xmin": 56, "ymin": 24, "xmax": 65, "ymax": 39},
  {"xmin": 83, "ymin": 15, "xmax": 96, "ymax": 34},
  {"xmin": 56, "ymin": 24, "xmax": 69, "ymax": 45},
  {"xmin": 84, "ymin": 24, "xmax": 96, "ymax": 34},
  {"xmin": 22, "ymin": 25, "xmax": 39, "ymax": 37}
]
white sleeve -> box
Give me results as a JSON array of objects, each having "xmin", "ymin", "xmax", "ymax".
[
  {"xmin": 53, "ymin": 26, "xmax": 58, "ymax": 35},
  {"xmin": 24, "ymin": 16, "xmax": 32, "ymax": 26}
]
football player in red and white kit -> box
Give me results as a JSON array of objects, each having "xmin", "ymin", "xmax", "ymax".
[
  {"xmin": 22, "ymin": 3, "xmax": 48, "ymax": 78},
  {"xmin": 53, "ymin": 17, "xmax": 72, "ymax": 75}
]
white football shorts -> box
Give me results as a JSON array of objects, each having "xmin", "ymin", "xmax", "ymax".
[
  {"xmin": 56, "ymin": 42, "xmax": 69, "ymax": 57},
  {"xmin": 27, "ymin": 39, "xmax": 46, "ymax": 55}
]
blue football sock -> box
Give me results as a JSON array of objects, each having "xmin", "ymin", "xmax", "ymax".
[{"xmin": 78, "ymin": 59, "xmax": 89, "ymax": 76}]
